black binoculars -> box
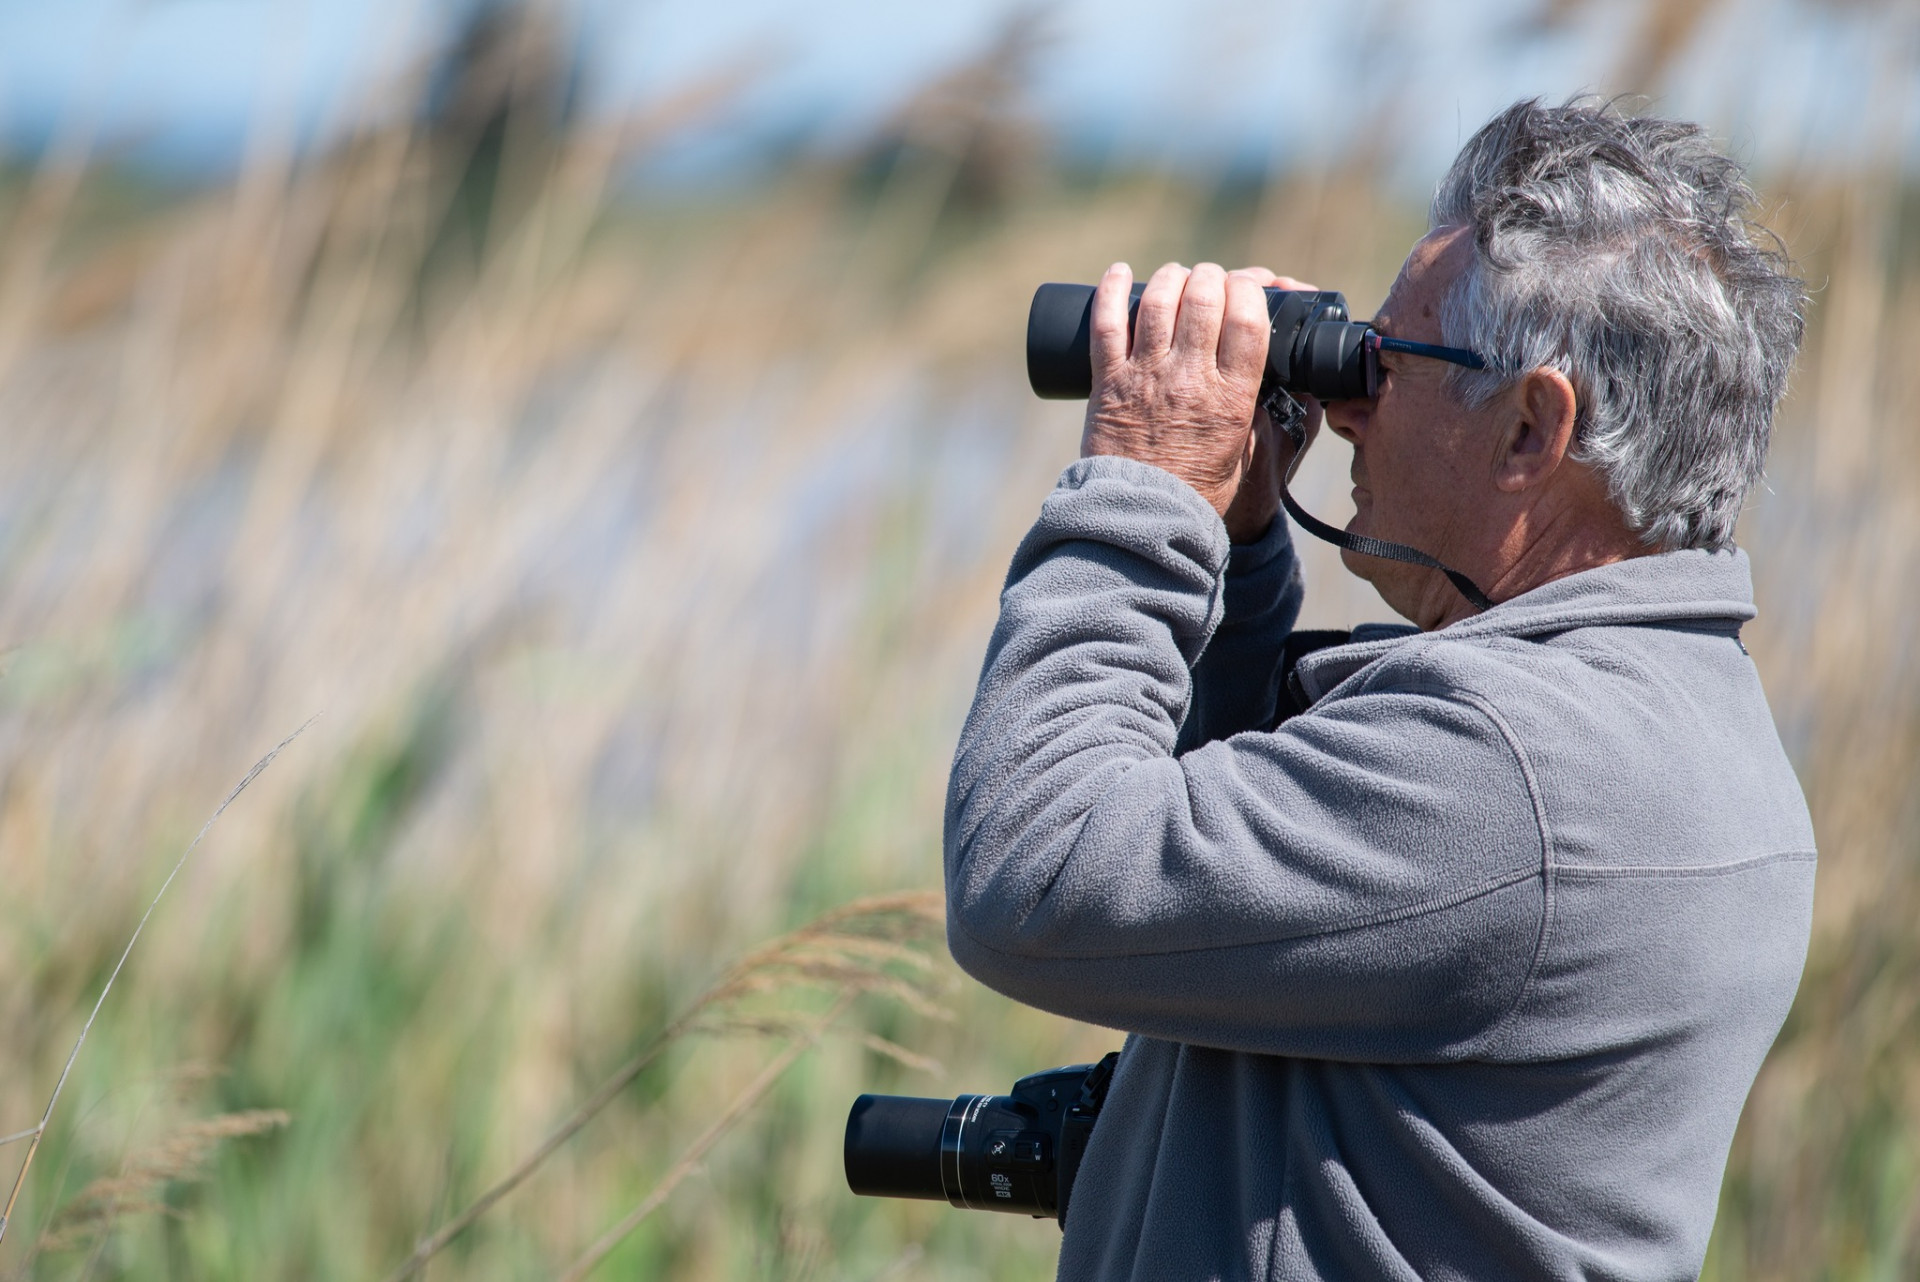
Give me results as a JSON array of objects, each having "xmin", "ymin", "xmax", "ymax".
[{"xmin": 1026, "ymin": 282, "xmax": 1374, "ymax": 402}]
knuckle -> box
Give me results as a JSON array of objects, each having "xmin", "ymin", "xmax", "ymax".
[{"xmin": 1225, "ymin": 307, "xmax": 1265, "ymax": 332}]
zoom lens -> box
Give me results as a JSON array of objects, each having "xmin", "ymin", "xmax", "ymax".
[
  {"xmin": 845, "ymin": 1091, "xmax": 1060, "ymax": 1217},
  {"xmin": 844, "ymin": 1094, "xmax": 948, "ymax": 1202}
]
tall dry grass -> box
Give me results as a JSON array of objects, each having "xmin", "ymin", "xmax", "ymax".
[{"xmin": 0, "ymin": 3, "xmax": 1914, "ymax": 1278}]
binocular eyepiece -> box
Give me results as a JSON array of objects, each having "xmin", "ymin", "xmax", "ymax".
[{"xmin": 1026, "ymin": 282, "xmax": 1374, "ymax": 403}]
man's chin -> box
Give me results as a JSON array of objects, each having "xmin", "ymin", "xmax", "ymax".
[
  {"xmin": 1338, "ymin": 514, "xmax": 1379, "ymax": 582},
  {"xmin": 1337, "ymin": 544, "xmax": 1378, "ymax": 583}
]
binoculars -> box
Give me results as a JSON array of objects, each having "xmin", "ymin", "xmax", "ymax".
[{"xmin": 1026, "ymin": 281, "xmax": 1374, "ymax": 402}]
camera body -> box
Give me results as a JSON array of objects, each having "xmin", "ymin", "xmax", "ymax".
[
  {"xmin": 844, "ymin": 1051, "xmax": 1118, "ymax": 1227},
  {"xmin": 1026, "ymin": 282, "xmax": 1374, "ymax": 403}
]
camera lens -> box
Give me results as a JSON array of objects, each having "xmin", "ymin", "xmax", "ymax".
[
  {"xmin": 844, "ymin": 1094, "xmax": 948, "ymax": 1201},
  {"xmin": 844, "ymin": 1091, "xmax": 1062, "ymax": 1217}
]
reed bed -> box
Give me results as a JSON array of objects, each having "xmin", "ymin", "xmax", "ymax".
[{"xmin": 0, "ymin": 6, "xmax": 1915, "ymax": 1278}]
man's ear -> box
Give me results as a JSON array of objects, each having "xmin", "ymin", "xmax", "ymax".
[{"xmin": 1492, "ymin": 367, "xmax": 1578, "ymax": 493}]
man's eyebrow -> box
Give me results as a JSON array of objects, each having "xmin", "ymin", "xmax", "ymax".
[{"xmin": 1368, "ymin": 314, "xmax": 1391, "ymax": 335}]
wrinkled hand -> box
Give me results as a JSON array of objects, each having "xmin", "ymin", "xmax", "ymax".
[{"xmin": 1080, "ymin": 262, "xmax": 1324, "ymax": 543}]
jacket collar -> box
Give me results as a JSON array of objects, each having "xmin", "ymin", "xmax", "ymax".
[{"xmin": 1291, "ymin": 548, "xmax": 1756, "ymax": 706}]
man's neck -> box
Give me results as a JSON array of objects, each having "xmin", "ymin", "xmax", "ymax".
[{"xmin": 1423, "ymin": 496, "xmax": 1648, "ymax": 631}]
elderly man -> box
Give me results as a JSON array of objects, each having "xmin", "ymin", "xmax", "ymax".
[{"xmin": 944, "ymin": 100, "xmax": 1815, "ymax": 1280}]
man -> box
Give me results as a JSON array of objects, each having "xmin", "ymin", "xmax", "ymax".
[{"xmin": 944, "ymin": 99, "xmax": 1815, "ymax": 1281}]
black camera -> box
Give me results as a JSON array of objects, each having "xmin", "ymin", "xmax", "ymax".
[
  {"xmin": 843, "ymin": 1051, "xmax": 1118, "ymax": 1227},
  {"xmin": 1026, "ymin": 282, "xmax": 1372, "ymax": 403}
]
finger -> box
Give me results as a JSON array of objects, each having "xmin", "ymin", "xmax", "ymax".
[
  {"xmin": 1227, "ymin": 269, "xmax": 1320, "ymax": 291},
  {"xmin": 1172, "ymin": 262, "xmax": 1228, "ymax": 360},
  {"xmin": 1132, "ymin": 262, "xmax": 1189, "ymax": 359},
  {"xmin": 1089, "ymin": 262, "xmax": 1133, "ymax": 377},
  {"xmin": 1217, "ymin": 270, "xmax": 1271, "ymax": 386}
]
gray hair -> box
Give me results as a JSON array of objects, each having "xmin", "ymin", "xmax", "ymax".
[{"xmin": 1429, "ymin": 98, "xmax": 1806, "ymax": 551}]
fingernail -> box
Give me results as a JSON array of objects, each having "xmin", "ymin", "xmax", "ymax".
[{"xmin": 1107, "ymin": 262, "xmax": 1127, "ymax": 276}]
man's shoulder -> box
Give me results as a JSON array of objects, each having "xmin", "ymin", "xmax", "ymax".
[
  {"xmin": 1295, "ymin": 602, "xmax": 1815, "ymax": 873},
  {"xmin": 1295, "ymin": 593, "xmax": 1739, "ymax": 713},
  {"xmin": 1285, "ymin": 622, "xmax": 1548, "ymax": 715}
]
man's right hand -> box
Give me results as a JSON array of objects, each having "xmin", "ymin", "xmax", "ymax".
[
  {"xmin": 1079, "ymin": 261, "xmax": 1272, "ymax": 518},
  {"xmin": 1076, "ymin": 260, "xmax": 1323, "ymax": 544}
]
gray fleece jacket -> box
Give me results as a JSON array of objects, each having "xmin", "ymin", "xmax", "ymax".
[{"xmin": 944, "ymin": 456, "xmax": 1815, "ymax": 1282}]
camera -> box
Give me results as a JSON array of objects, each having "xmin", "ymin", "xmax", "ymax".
[
  {"xmin": 843, "ymin": 1051, "xmax": 1118, "ymax": 1227},
  {"xmin": 1026, "ymin": 282, "xmax": 1374, "ymax": 403}
]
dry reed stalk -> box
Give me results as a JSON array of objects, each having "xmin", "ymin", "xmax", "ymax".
[
  {"xmin": 0, "ymin": 16, "xmax": 121, "ymax": 386},
  {"xmin": 380, "ymin": 891, "xmax": 944, "ymax": 1282},
  {"xmin": 39, "ymin": 1108, "xmax": 290, "ymax": 1254},
  {"xmin": 702, "ymin": 1015, "xmax": 943, "ymax": 1077},
  {"xmin": 1614, "ymin": 0, "xmax": 1725, "ymax": 91},
  {"xmin": 863, "ymin": 1244, "xmax": 926, "ymax": 1282},
  {"xmin": 0, "ymin": 718, "xmax": 313, "ymax": 1245},
  {"xmin": 0, "ymin": 8, "xmax": 1909, "ymax": 1275},
  {"xmin": 552, "ymin": 992, "xmax": 857, "ymax": 1282}
]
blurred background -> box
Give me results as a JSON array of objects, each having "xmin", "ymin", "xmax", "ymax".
[{"xmin": 0, "ymin": 0, "xmax": 1915, "ymax": 1277}]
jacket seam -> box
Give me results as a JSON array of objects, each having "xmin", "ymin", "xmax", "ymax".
[
  {"xmin": 1441, "ymin": 688, "xmax": 1557, "ymax": 1059},
  {"xmin": 1442, "ymin": 600, "xmax": 1755, "ymax": 639},
  {"xmin": 1294, "ymin": 607, "xmax": 1754, "ymax": 703},
  {"xmin": 1553, "ymin": 849, "xmax": 1817, "ymax": 879},
  {"xmin": 952, "ymin": 864, "xmax": 1543, "ymax": 965}
]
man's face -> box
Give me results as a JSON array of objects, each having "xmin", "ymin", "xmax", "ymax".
[{"xmin": 1324, "ymin": 226, "xmax": 1492, "ymax": 619}]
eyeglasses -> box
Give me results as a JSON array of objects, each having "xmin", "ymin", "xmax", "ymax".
[{"xmin": 1362, "ymin": 330, "xmax": 1487, "ymax": 398}]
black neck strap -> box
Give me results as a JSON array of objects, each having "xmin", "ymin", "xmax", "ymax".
[{"xmin": 1268, "ymin": 391, "xmax": 1496, "ymax": 614}]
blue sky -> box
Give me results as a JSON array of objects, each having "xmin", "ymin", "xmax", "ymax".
[{"xmin": 0, "ymin": 0, "xmax": 1909, "ymax": 184}]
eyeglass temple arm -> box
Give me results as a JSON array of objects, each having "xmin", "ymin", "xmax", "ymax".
[{"xmin": 1371, "ymin": 334, "xmax": 1487, "ymax": 371}]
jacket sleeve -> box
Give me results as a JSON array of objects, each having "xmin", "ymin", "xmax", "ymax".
[
  {"xmin": 1174, "ymin": 513, "xmax": 1303, "ymax": 753},
  {"xmin": 944, "ymin": 457, "xmax": 1548, "ymax": 1063}
]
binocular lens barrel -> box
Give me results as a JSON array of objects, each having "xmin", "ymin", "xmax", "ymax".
[
  {"xmin": 1026, "ymin": 281, "xmax": 1373, "ymax": 403},
  {"xmin": 1025, "ymin": 283, "xmax": 1111, "ymax": 400}
]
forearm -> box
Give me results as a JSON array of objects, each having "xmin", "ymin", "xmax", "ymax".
[
  {"xmin": 1177, "ymin": 516, "xmax": 1303, "ymax": 752},
  {"xmin": 945, "ymin": 455, "xmax": 1226, "ymax": 952},
  {"xmin": 942, "ymin": 456, "xmax": 1544, "ymax": 1057}
]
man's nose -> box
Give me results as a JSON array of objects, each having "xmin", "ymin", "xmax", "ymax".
[{"xmin": 1323, "ymin": 396, "xmax": 1371, "ymax": 444}]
